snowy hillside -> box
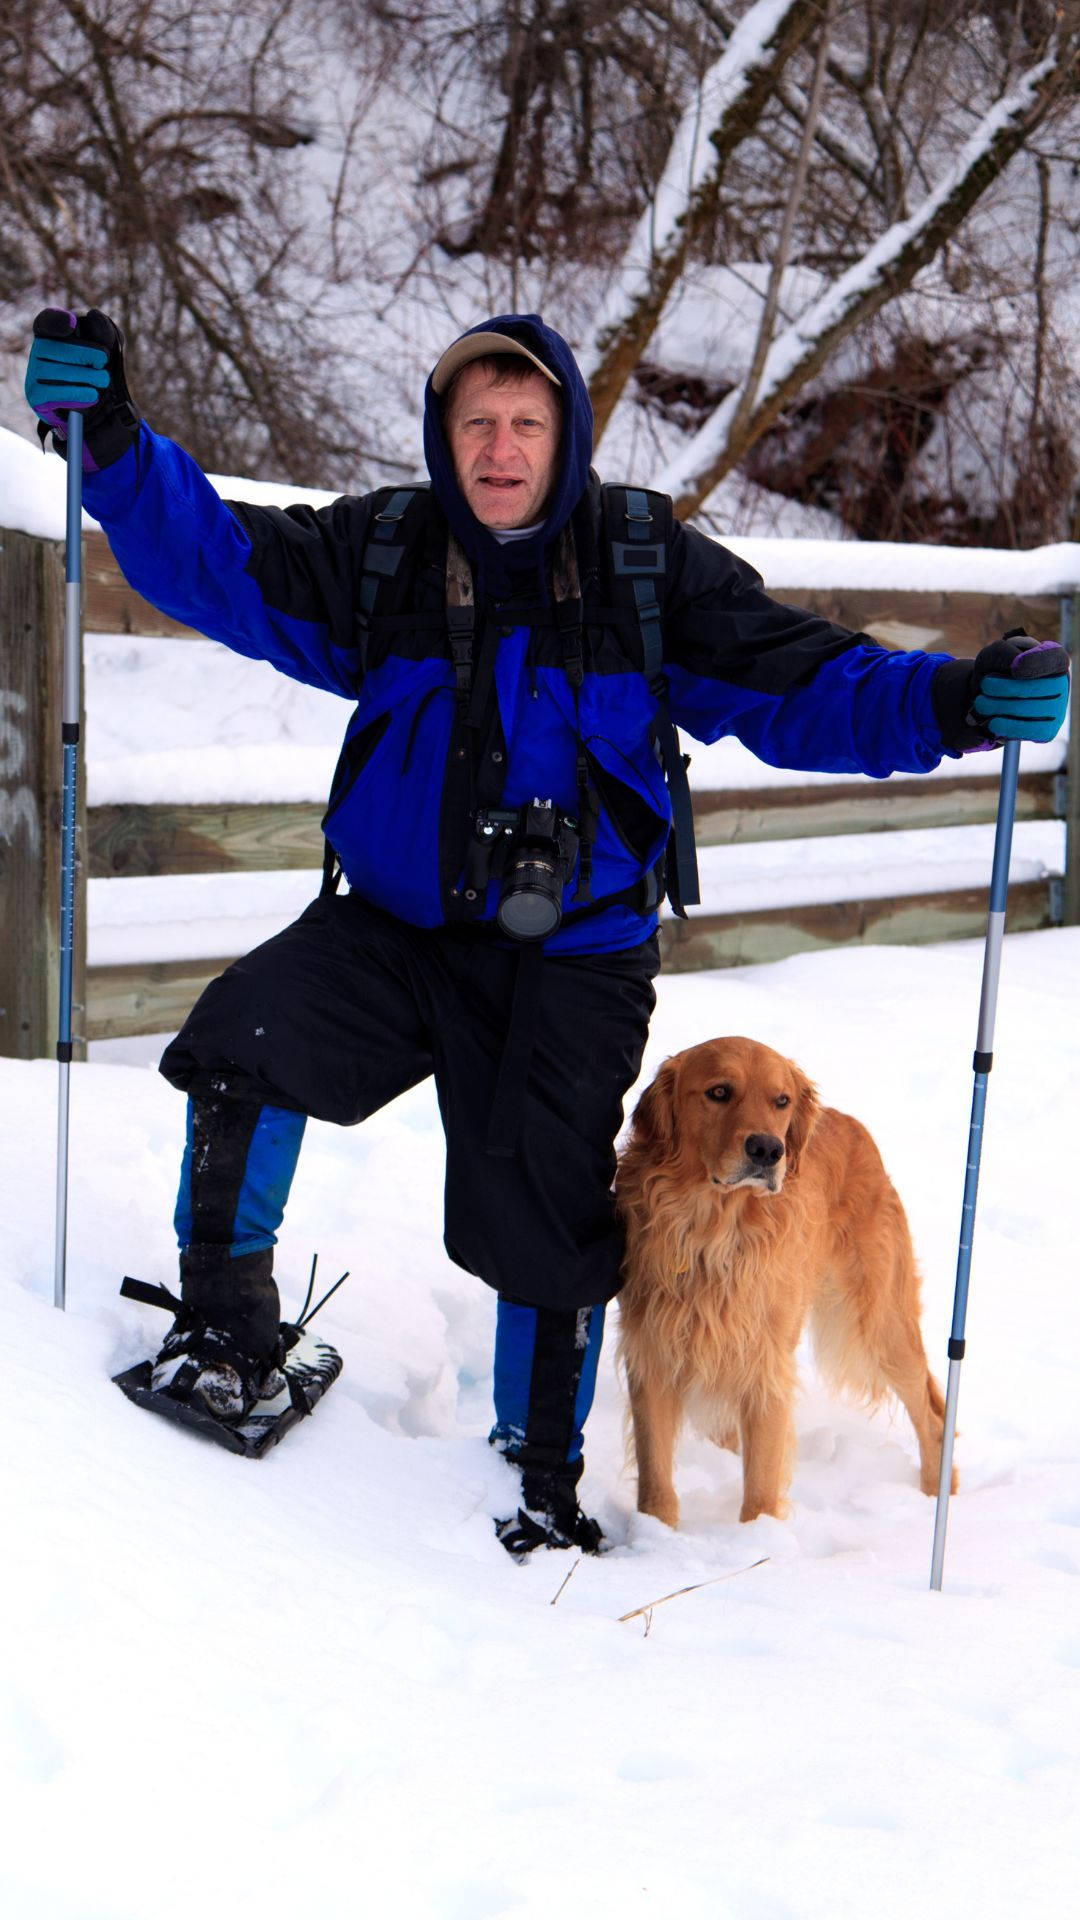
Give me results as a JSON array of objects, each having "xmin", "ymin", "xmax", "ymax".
[
  {"xmin": 4, "ymin": 2, "xmax": 1079, "ymax": 542},
  {"xmin": 6, "ymin": 935, "xmax": 1080, "ymax": 1919}
]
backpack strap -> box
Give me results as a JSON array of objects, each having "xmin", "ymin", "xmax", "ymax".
[
  {"xmin": 323, "ymin": 486, "xmax": 427, "ymax": 896},
  {"xmin": 602, "ymin": 484, "xmax": 700, "ymax": 917},
  {"xmin": 354, "ymin": 486, "xmax": 429, "ymax": 674},
  {"xmin": 551, "ymin": 524, "xmax": 599, "ymax": 904},
  {"xmin": 320, "ymin": 835, "xmax": 343, "ymax": 897},
  {"xmin": 559, "ymin": 852, "xmax": 665, "ymax": 930}
]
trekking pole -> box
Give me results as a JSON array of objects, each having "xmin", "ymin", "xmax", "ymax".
[
  {"xmin": 53, "ymin": 407, "xmax": 83, "ymax": 1311},
  {"xmin": 930, "ymin": 735, "xmax": 1021, "ymax": 1590}
]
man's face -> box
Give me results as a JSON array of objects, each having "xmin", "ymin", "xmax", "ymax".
[{"xmin": 445, "ymin": 364, "xmax": 561, "ymax": 529}]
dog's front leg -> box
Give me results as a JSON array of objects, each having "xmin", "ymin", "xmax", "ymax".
[
  {"xmin": 738, "ymin": 1396, "xmax": 795, "ymax": 1522},
  {"xmin": 629, "ymin": 1371, "xmax": 683, "ymax": 1530}
]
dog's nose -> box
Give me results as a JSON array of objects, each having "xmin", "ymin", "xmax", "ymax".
[{"xmin": 745, "ymin": 1133, "xmax": 784, "ymax": 1167}]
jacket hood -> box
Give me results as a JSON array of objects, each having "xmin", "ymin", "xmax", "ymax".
[{"xmin": 422, "ymin": 313, "xmax": 594, "ymax": 602}]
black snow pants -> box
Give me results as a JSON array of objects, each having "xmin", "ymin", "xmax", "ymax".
[{"xmin": 160, "ymin": 892, "xmax": 659, "ymax": 1321}]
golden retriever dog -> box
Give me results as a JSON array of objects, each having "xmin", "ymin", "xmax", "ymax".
[{"xmin": 615, "ymin": 1036, "xmax": 953, "ymax": 1527}]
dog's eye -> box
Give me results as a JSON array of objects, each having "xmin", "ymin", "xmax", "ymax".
[
  {"xmin": 705, "ymin": 1084, "xmax": 732, "ymax": 1103},
  {"xmin": 775, "ymin": 1094, "xmax": 791, "ymax": 1109}
]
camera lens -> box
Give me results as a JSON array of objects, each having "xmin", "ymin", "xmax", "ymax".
[{"xmin": 496, "ymin": 850, "xmax": 562, "ymax": 940}]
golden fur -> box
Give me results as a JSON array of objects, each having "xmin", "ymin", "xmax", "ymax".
[{"xmin": 615, "ymin": 1036, "xmax": 953, "ymax": 1526}]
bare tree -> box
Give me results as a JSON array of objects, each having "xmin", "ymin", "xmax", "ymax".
[
  {"xmin": 586, "ymin": 0, "xmax": 1080, "ymax": 536},
  {"xmin": 657, "ymin": 32, "xmax": 1078, "ymax": 517},
  {"xmin": 3, "ymin": 0, "xmax": 1078, "ymax": 537},
  {"xmin": 722, "ymin": 0, "xmax": 835, "ymax": 455},
  {"xmin": 360, "ymin": 0, "xmax": 721, "ymax": 275},
  {"xmin": 582, "ymin": 0, "xmax": 822, "ymax": 439},
  {"xmin": 0, "ymin": 0, "xmax": 381, "ymax": 482}
]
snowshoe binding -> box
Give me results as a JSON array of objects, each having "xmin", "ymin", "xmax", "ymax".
[
  {"xmin": 495, "ymin": 1466, "xmax": 606, "ymax": 1562},
  {"xmin": 113, "ymin": 1260, "xmax": 346, "ymax": 1458},
  {"xmin": 149, "ymin": 1315, "xmax": 287, "ymax": 1421}
]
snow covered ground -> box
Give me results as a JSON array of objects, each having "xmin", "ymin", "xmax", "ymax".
[
  {"xmin": 6, "ymin": 933, "xmax": 1080, "ymax": 1919},
  {"xmin": 4, "ymin": 411, "xmax": 1079, "ymax": 1917}
]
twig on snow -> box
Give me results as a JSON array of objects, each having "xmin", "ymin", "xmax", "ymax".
[
  {"xmin": 550, "ymin": 1558, "xmax": 581, "ymax": 1606},
  {"xmin": 617, "ymin": 1556, "xmax": 769, "ymax": 1625}
]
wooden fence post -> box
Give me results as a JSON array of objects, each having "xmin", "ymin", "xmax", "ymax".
[{"xmin": 0, "ymin": 528, "xmax": 86, "ymax": 1058}]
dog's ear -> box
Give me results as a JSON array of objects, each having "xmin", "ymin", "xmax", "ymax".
[
  {"xmin": 783, "ymin": 1064, "xmax": 820, "ymax": 1176},
  {"xmin": 631, "ymin": 1057, "xmax": 680, "ymax": 1155}
]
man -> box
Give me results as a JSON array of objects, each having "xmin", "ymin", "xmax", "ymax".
[{"xmin": 25, "ymin": 308, "xmax": 1068, "ymax": 1557}]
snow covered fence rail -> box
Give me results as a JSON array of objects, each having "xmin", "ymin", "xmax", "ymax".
[{"xmin": 1, "ymin": 522, "xmax": 1078, "ymax": 1052}]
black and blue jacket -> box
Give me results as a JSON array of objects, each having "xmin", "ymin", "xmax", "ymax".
[{"xmin": 82, "ymin": 313, "xmax": 954, "ymax": 957}]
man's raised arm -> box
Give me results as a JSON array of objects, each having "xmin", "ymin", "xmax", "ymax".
[{"xmin": 25, "ymin": 308, "xmax": 367, "ymax": 699}]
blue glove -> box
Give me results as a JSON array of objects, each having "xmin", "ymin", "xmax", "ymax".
[
  {"xmin": 970, "ymin": 632, "xmax": 1069, "ymax": 742},
  {"xmin": 933, "ymin": 630, "xmax": 1070, "ymax": 751},
  {"xmin": 25, "ymin": 308, "xmax": 140, "ymax": 472}
]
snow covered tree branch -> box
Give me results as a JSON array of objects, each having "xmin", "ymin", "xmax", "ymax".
[
  {"xmin": 581, "ymin": 0, "xmax": 821, "ymax": 440},
  {"xmin": 651, "ymin": 32, "xmax": 1079, "ymax": 519}
]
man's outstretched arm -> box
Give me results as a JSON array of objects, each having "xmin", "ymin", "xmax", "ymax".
[
  {"xmin": 26, "ymin": 308, "xmax": 369, "ymax": 699},
  {"xmin": 661, "ymin": 519, "xmax": 1067, "ymax": 775}
]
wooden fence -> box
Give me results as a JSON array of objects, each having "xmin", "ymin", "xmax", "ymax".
[{"xmin": 1, "ymin": 521, "xmax": 1077, "ymax": 1056}]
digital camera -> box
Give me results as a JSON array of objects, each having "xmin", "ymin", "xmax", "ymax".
[{"xmin": 473, "ymin": 799, "xmax": 580, "ymax": 941}]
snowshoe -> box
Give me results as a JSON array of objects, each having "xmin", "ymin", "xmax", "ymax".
[
  {"xmin": 495, "ymin": 1465, "xmax": 606, "ymax": 1561},
  {"xmin": 495, "ymin": 1505, "xmax": 605, "ymax": 1561},
  {"xmin": 113, "ymin": 1269, "xmax": 344, "ymax": 1459},
  {"xmin": 149, "ymin": 1315, "xmax": 287, "ymax": 1421}
]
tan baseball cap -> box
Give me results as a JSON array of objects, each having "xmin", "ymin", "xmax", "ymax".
[{"xmin": 431, "ymin": 330, "xmax": 561, "ymax": 396}]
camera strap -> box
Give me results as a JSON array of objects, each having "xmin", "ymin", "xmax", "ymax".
[
  {"xmin": 342, "ymin": 487, "xmax": 695, "ymax": 939},
  {"xmin": 485, "ymin": 943, "xmax": 543, "ymax": 1158},
  {"xmin": 445, "ymin": 531, "xmax": 475, "ymax": 719}
]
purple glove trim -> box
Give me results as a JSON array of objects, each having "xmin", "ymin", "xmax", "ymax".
[
  {"xmin": 38, "ymin": 397, "xmax": 99, "ymax": 428},
  {"xmin": 1010, "ymin": 639, "xmax": 1066, "ymax": 677},
  {"xmin": 37, "ymin": 403, "xmax": 101, "ymax": 470},
  {"xmin": 37, "ymin": 401, "xmax": 69, "ymax": 434}
]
